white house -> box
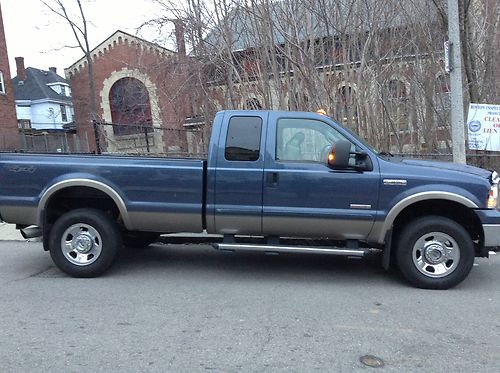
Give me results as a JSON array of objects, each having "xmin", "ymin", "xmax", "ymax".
[{"xmin": 12, "ymin": 57, "xmax": 73, "ymax": 131}]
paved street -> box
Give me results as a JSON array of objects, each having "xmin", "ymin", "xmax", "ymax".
[{"xmin": 0, "ymin": 240, "xmax": 499, "ymax": 372}]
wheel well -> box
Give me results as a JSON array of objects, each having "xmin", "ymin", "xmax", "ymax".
[
  {"xmin": 44, "ymin": 186, "xmax": 122, "ymax": 227},
  {"xmin": 392, "ymin": 200, "xmax": 483, "ymax": 249}
]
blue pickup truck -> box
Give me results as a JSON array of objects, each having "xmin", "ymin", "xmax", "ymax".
[{"xmin": 1, "ymin": 110, "xmax": 499, "ymax": 288}]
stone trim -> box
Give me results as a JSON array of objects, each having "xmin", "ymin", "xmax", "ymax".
[
  {"xmin": 99, "ymin": 68, "xmax": 165, "ymax": 153},
  {"xmin": 65, "ymin": 30, "xmax": 175, "ymax": 77}
]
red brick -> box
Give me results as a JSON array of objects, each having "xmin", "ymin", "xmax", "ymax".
[
  {"xmin": 67, "ymin": 32, "xmax": 192, "ymax": 153},
  {"xmin": 0, "ymin": 3, "xmax": 19, "ymax": 150}
]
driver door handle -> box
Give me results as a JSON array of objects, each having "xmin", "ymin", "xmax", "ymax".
[{"xmin": 266, "ymin": 172, "xmax": 279, "ymax": 187}]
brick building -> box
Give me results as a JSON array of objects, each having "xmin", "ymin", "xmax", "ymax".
[
  {"xmin": 66, "ymin": 30, "xmax": 193, "ymax": 154},
  {"xmin": 0, "ymin": 3, "xmax": 19, "ymax": 150}
]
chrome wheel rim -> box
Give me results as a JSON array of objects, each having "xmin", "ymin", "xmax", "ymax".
[
  {"xmin": 412, "ymin": 232, "xmax": 460, "ymax": 278},
  {"xmin": 61, "ymin": 223, "xmax": 102, "ymax": 266}
]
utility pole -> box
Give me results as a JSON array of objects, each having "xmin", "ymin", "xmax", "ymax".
[{"xmin": 447, "ymin": 0, "xmax": 466, "ymax": 164}]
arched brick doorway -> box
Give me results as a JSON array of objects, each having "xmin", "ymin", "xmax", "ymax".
[{"xmin": 109, "ymin": 77, "xmax": 153, "ymax": 136}]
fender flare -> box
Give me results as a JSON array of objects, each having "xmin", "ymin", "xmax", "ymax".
[
  {"xmin": 375, "ymin": 191, "xmax": 478, "ymax": 244},
  {"xmin": 38, "ymin": 178, "xmax": 133, "ymax": 230}
]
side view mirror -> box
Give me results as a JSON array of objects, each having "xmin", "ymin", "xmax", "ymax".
[
  {"xmin": 327, "ymin": 141, "xmax": 373, "ymax": 171},
  {"xmin": 327, "ymin": 140, "xmax": 351, "ymax": 169}
]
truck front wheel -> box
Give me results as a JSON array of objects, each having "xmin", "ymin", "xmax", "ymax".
[
  {"xmin": 395, "ymin": 216, "xmax": 474, "ymax": 289},
  {"xmin": 48, "ymin": 208, "xmax": 122, "ymax": 277}
]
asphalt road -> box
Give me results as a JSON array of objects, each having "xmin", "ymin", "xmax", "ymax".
[{"xmin": 0, "ymin": 240, "xmax": 499, "ymax": 372}]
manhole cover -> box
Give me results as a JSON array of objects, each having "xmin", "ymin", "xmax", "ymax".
[{"xmin": 359, "ymin": 355, "xmax": 384, "ymax": 368}]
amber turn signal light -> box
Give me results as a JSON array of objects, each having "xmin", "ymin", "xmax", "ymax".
[{"xmin": 487, "ymin": 186, "xmax": 498, "ymax": 209}]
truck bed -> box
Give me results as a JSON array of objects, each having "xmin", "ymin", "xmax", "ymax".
[{"xmin": 0, "ymin": 153, "xmax": 206, "ymax": 233}]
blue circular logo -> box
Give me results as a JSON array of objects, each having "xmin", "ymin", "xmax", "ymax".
[{"xmin": 468, "ymin": 120, "xmax": 481, "ymax": 132}]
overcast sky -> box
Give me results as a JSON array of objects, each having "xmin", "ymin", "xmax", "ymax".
[{"xmin": 2, "ymin": 0, "xmax": 174, "ymax": 79}]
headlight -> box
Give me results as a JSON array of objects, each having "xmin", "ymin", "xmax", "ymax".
[{"xmin": 488, "ymin": 171, "xmax": 499, "ymax": 209}]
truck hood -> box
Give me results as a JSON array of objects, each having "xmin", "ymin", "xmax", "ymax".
[{"xmin": 400, "ymin": 158, "xmax": 492, "ymax": 179}]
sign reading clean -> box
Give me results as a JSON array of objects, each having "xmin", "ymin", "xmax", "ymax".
[{"xmin": 467, "ymin": 103, "xmax": 500, "ymax": 152}]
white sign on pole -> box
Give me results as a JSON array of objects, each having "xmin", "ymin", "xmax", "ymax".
[
  {"xmin": 444, "ymin": 41, "xmax": 451, "ymax": 73},
  {"xmin": 467, "ymin": 103, "xmax": 500, "ymax": 152}
]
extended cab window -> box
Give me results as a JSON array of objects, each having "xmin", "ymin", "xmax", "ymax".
[
  {"xmin": 225, "ymin": 116, "xmax": 262, "ymax": 161},
  {"xmin": 276, "ymin": 118, "xmax": 352, "ymax": 162}
]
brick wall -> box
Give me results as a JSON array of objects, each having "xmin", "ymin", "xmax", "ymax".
[
  {"xmin": 67, "ymin": 32, "xmax": 192, "ymax": 153},
  {"xmin": 0, "ymin": 3, "xmax": 19, "ymax": 150}
]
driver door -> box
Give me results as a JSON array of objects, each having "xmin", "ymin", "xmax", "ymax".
[{"xmin": 262, "ymin": 113, "xmax": 380, "ymax": 240}]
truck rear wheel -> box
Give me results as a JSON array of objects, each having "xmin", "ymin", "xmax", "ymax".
[
  {"xmin": 395, "ymin": 216, "xmax": 474, "ymax": 289},
  {"xmin": 48, "ymin": 208, "xmax": 122, "ymax": 277}
]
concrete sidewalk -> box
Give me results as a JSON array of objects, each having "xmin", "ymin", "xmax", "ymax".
[{"xmin": 0, "ymin": 222, "xmax": 24, "ymax": 241}]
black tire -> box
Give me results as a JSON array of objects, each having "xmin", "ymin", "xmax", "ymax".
[
  {"xmin": 123, "ymin": 231, "xmax": 160, "ymax": 248},
  {"xmin": 48, "ymin": 208, "xmax": 122, "ymax": 278},
  {"xmin": 395, "ymin": 216, "xmax": 474, "ymax": 289}
]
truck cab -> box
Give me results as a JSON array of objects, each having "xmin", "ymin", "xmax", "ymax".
[{"xmin": 207, "ymin": 111, "xmax": 379, "ymax": 240}]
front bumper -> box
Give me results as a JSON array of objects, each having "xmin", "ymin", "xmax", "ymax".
[
  {"xmin": 476, "ymin": 209, "xmax": 500, "ymax": 249},
  {"xmin": 483, "ymin": 224, "xmax": 500, "ymax": 248}
]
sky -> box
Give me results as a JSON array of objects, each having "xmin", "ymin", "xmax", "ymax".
[{"xmin": 1, "ymin": 0, "xmax": 174, "ymax": 79}]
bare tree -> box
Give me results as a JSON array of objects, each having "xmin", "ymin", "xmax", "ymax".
[
  {"xmin": 138, "ymin": 0, "xmax": 498, "ymax": 155},
  {"xmin": 40, "ymin": 0, "xmax": 99, "ymax": 148},
  {"xmin": 431, "ymin": 0, "xmax": 499, "ymax": 104}
]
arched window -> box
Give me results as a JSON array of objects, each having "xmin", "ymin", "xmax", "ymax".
[
  {"xmin": 109, "ymin": 78, "xmax": 152, "ymax": 136},
  {"xmin": 388, "ymin": 80, "xmax": 407, "ymax": 99},
  {"xmin": 435, "ymin": 75, "xmax": 449, "ymax": 94},
  {"xmin": 386, "ymin": 80, "xmax": 409, "ymax": 131},
  {"xmin": 336, "ymin": 85, "xmax": 358, "ymax": 129},
  {"xmin": 434, "ymin": 75, "xmax": 450, "ymax": 128},
  {"xmin": 288, "ymin": 92, "xmax": 309, "ymax": 111},
  {"xmin": 245, "ymin": 98, "xmax": 262, "ymax": 110}
]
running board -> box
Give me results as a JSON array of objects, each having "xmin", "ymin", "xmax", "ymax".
[{"xmin": 214, "ymin": 243, "xmax": 379, "ymax": 257}]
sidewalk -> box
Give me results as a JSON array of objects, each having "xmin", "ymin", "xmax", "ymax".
[{"xmin": 0, "ymin": 222, "xmax": 24, "ymax": 241}]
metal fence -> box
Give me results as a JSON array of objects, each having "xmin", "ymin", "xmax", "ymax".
[
  {"xmin": 0, "ymin": 122, "xmax": 207, "ymax": 157},
  {"xmin": 93, "ymin": 121, "xmax": 209, "ymax": 157},
  {"xmin": 21, "ymin": 132, "xmax": 91, "ymax": 153},
  {"xmin": 0, "ymin": 131, "xmax": 91, "ymax": 153}
]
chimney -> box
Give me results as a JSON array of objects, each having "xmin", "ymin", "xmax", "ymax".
[
  {"xmin": 15, "ymin": 57, "xmax": 26, "ymax": 81},
  {"xmin": 173, "ymin": 19, "xmax": 186, "ymax": 58},
  {"xmin": 49, "ymin": 67, "xmax": 57, "ymax": 74}
]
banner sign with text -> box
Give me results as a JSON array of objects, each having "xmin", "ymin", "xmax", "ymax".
[{"xmin": 467, "ymin": 103, "xmax": 500, "ymax": 152}]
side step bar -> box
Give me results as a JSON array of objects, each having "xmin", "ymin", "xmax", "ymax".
[{"xmin": 214, "ymin": 243, "xmax": 380, "ymax": 257}]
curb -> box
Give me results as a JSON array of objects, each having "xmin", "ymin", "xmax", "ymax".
[{"xmin": 0, "ymin": 222, "xmax": 24, "ymax": 241}]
